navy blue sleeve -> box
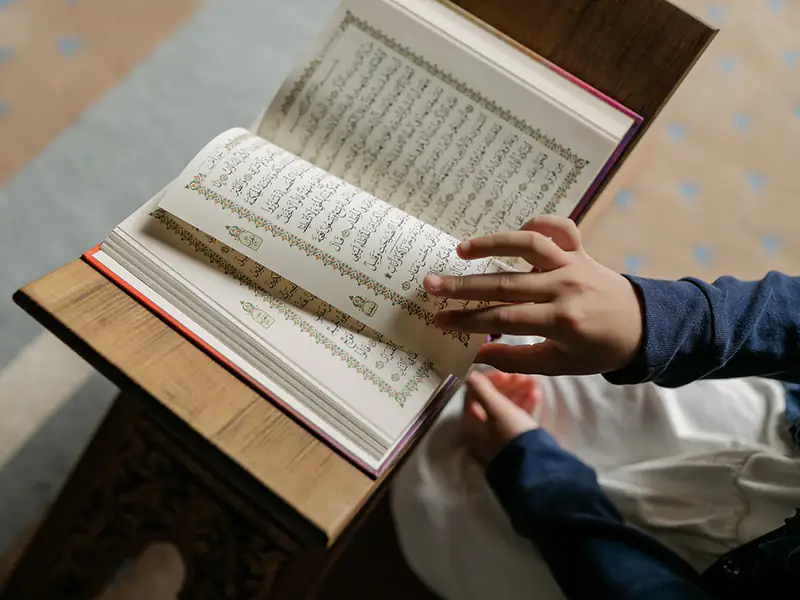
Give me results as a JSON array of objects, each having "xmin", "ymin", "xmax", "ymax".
[
  {"xmin": 605, "ymin": 271, "xmax": 800, "ymax": 387},
  {"xmin": 486, "ymin": 429, "xmax": 712, "ymax": 600}
]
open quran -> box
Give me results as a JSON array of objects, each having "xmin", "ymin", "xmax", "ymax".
[{"xmin": 85, "ymin": 0, "xmax": 641, "ymax": 475}]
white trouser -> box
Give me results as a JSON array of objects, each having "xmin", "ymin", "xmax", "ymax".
[{"xmin": 390, "ymin": 336, "xmax": 800, "ymax": 600}]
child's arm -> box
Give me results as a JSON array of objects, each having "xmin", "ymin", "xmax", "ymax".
[
  {"xmin": 605, "ymin": 271, "xmax": 800, "ymax": 386},
  {"xmin": 488, "ymin": 431, "xmax": 713, "ymax": 600},
  {"xmin": 466, "ymin": 373, "xmax": 713, "ymax": 600},
  {"xmin": 425, "ymin": 216, "xmax": 800, "ymax": 385}
]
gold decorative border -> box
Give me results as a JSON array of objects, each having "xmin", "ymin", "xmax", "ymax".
[
  {"xmin": 279, "ymin": 11, "xmax": 586, "ymax": 209},
  {"xmin": 186, "ymin": 174, "xmax": 473, "ymax": 348}
]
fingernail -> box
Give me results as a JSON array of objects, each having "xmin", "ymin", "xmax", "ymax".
[
  {"xmin": 425, "ymin": 274, "xmax": 443, "ymax": 292},
  {"xmin": 466, "ymin": 371, "xmax": 484, "ymax": 384},
  {"xmin": 458, "ymin": 240, "xmax": 471, "ymax": 255}
]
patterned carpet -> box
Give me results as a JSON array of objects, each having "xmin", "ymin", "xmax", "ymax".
[
  {"xmin": 0, "ymin": 0, "xmax": 799, "ymax": 596},
  {"xmin": 583, "ymin": 0, "xmax": 800, "ymax": 280}
]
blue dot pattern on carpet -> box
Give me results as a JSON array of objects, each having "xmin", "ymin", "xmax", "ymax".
[
  {"xmin": 767, "ymin": 0, "xmax": 783, "ymax": 13},
  {"xmin": 624, "ymin": 255, "xmax": 645, "ymax": 276},
  {"xmin": 58, "ymin": 37, "xmax": 82, "ymax": 57},
  {"xmin": 782, "ymin": 49, "xmax": 799, "ymax": 70},
  {"xmin": 732, "ymin": 113, "xmax": 751, "ymax": 133},
  {"xmin": 693, "ymin": 246, "xmax": 714, "ymax": 268},
  {"xmin": 707, "ymin": 4, "xmax": 728, "ymax": 23},
  {"xmin": 666, "ymin": 123, "xmax": 687, "ymax": 141},
  {"xmin": 678, "ymin": 181, "xmax": 699, "ymax": 203},
  {"xmin": 595, "ymin": 0, "xmax": 798, "ymax": 280},
  {"xmin": 761, "ymin": 235, "xmax": 783, "ymax": 257},
  {"xmin": 745, "ymin": 171, "xmax": 767, "ymax": 193},
  {"xmin": 717, "ymin": 56, "xmax": 737, "ymax": 74},
  {"xmin": 615, "ymin": 190, "xmax": 632, "ymax": 210}
]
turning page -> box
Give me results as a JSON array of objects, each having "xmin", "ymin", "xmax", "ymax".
[
  {"xmin": 158, "ymin": 128, "xmax": 510, "ymax": 377},
  {"xmin": 258, "ymin": 0, "xmax": 637, "ymax": 243}
]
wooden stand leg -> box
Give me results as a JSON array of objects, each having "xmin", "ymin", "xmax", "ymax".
[{"xmin": 0, "ymin": 395, "xmax": 322, "ymax": 600}]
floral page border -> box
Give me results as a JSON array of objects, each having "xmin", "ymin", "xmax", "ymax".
[
  {"xmin": 278, "ymin": 11, "xmax": 587, "ymax": 213},
  {"xmin": 151, "ymin": 208, "xmax": 433, "ymax": 406},
  {"xmin": 186, "ymin": 174, "xmax": 472, "ymax": 347}
]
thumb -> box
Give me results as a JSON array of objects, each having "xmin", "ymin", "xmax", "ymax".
[
  {"xmin": 476, "ymin": 340, "xmax": 578, "ymax": 376},
  {"xmin": 465, "ymin": 372, "xmax": 520, "ymax": 424}
]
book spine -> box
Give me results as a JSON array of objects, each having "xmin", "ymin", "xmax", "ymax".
[{"xmin": 570, "ymin": 118, "xmax": 642, "ymax": 223}]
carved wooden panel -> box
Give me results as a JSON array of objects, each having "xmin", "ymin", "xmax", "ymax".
[{"xmin": 1, "ymin": 398, "xmax": 305, "ymax": 600}]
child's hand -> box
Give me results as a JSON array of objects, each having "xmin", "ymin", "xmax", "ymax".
[
  {"xmin": 426, "ymin": 216, "xmax": 643, "ymax": 376},
  {"xmin": 462, "ymin": 371, "xmax": 539, "ymax": 466}
]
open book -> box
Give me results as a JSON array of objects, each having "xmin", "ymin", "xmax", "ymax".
[{"xmin": 85, "ymin": 0, "xmax": 641, "ymax": 476}]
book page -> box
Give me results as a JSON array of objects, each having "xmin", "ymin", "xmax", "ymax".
[
  {"xmin": 258, "ymin": 0, "xmax": 625, "ymax": 247},
  {"xmin": 158, "ymin": 128, "xmax": 511, "ymax": 377},
  {"xmin": 107, "ymin": 195, "xmax": 449, "ymax": 449}
]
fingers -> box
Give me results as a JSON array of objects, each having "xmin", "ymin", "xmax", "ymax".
[
  {"xmin": 436, "ymin": 303, "xmax": 559, "ymax": 337},
  {"xmin": 465, "ymin": 372, "xmax": 518, "ymax": 423},
  {"xmin": 520, "ymin": 216, "xmax": 582, "ymax": 252},
  {"xmin": 465, "ymin": 395, "xmax": 487, "ymax": 423},
  {"xmin": 457, "ymin": 230, "xmax": 568, "ymax": 271},
  {"xmin": 485, "ymin": 371, "xmax": 533, "ymax": 403},
  {"xmin": 424, "ymin": 271, "xmax": 556, "ymax": 302},
  {"xmin": 475, "ymin": 341, "xmax": 579, "ymax": 376},
  {"xmin": 517, "ymin": 378, "xmax": 541, "ymax": 413}
]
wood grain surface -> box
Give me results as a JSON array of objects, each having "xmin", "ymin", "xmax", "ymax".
[{"xmin": 14, "ymin": 260, "xmax": 376, "ymax": 543}]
